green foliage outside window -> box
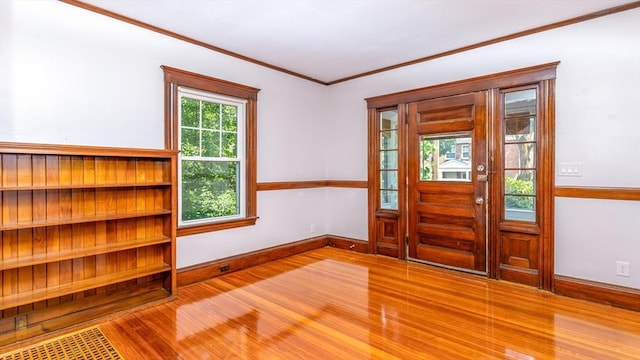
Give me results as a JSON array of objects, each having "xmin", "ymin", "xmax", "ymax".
[
  {"xmin": 420, "ymin": 139, "xmax": 435, "ymax": 180},
  {"xmin": 505, "ymin": 176, "xmax": 534, "ymax": 209},
  {"xmin": 439, "ymin": 138, "xmax": 455, "ymax": 158},
  {"xmin": 181, "ymin": 159, "xmax": 239, "ymax": 221},
  {"xmin": 180, "ymin": 96, "xmax": 241, "ymax": 222}
]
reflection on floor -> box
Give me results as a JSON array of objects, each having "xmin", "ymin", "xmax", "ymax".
[{"xmin": 48, "ymin": 248, "xmax": 640, "ymax": 358}]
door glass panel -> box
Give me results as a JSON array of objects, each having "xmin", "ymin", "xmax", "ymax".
[
  {"xmin": 503, "ymin": 88, "xmax": 537, "ymax": 222},
  {"xmin": 505, "ymin": 116, "xmax": 536, "ymax": 142},
  {"xmin": 419, "ymin": 134, "xmax": 471, "ymax": 182},
  {"xmin": 505, "ymin": 89, "xmax": 536, "ymax": 115},
  {"xmin": 505, "ymin": 170, "xmax": 535, "ymax": 195},
  {"xmin": 380, "ymin": 131, "xmax": 397, "ymax": 150},
  {"xmin": 381, "ymin": 170, "xmax": 398, "ymax": 189},
  {"xmin": 381, "ymin": 150, "xmax": 398, "ymax": 169},
  {"xmin": 379, "ymin": 110, "xmax": 398, "ymax": 210},
  {"xmin": 505, "ymin": 195, "xmax": 536, "ymax": 221},
  {"xmin": 380, "ymin": 190, "xmax": 398, "ymax": 210},
  {"xmin": 504, "ymin": 143, "xmax": 536, "ymax": 168}
]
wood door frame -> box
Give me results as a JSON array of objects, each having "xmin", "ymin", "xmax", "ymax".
[{"xmin": 366, "ymin": 62, "xmax": 557, "ymax": 290}]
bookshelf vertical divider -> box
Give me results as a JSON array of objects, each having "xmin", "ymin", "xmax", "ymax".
[{"xmin": 0, "ymin": 142, "xmax": 177, "ymax": 341}]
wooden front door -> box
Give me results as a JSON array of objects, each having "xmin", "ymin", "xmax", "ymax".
[{"xmin": 408, "ymin": 92, "xmax": 488, "ymax": 273}]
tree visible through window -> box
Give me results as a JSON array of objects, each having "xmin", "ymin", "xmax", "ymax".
[
  {"xmin": 179, "ymin": 89, "xmax": 244, "ymax": 223},
  {"xmin": 162, "ymin": 66, "xmax": 259, "ymax": 235}
]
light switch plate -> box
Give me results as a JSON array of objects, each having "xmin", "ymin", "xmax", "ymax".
[{"xmin": 558, "ymin": 163, "xmax": 582, "ymax": 177}]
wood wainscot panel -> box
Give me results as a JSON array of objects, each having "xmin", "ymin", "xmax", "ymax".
[
  {"xmin": 375, "ymin": 217, "xmax": 400, "ymax": 258},
  {"xmin": 498, "ymin": 231, "xmax": 540, "ymax": 287},
  {"xmin": 554, "ymin": 275, "xmax": 640, "ymax": 312}
]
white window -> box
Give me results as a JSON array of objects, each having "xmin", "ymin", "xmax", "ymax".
[
  {"xmin": 461, "ymin": 144, "xmax": 470, "ymax": 159},
  {"xmin": 178, "ymin": 87, "xmax": 246, "ymax": 226}
]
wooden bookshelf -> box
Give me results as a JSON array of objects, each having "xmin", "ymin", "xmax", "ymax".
[{"xmin": 0, "ymin": 142, "xmax": 176, "ymax": 339}]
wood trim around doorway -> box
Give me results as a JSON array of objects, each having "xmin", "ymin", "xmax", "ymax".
[
  {"xmin": 365, "ymin": 62, "xmax": 559, "ymax": 109},
  {"xmin": 366, "ymin": 62, "xmax": 558, "ymax": 290}
]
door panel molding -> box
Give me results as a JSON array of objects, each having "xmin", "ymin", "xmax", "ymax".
[{"xmin": 408, "ymin": 91, "xmax": 487, "ymax": 273}]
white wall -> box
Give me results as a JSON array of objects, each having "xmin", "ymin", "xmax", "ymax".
[
  {"xmin": 326, "ymin": 8, "xmax": 640, "ymax": 289},
  {"xmin": 0, "ymin": 0, "xmax": 330, "ymax": 268},
  {"xmin": 2, "ymin": 1, "xmax": 639, "ymax": 288}
]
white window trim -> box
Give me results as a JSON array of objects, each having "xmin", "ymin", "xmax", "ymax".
[{"xmin": 177, "ymin": 86, "xmax": 247, "ymax": 227}]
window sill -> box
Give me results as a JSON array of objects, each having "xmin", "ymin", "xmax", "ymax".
[{"xmin": 177, "ymin": 216, "xmax": 259, "ymax": 237}]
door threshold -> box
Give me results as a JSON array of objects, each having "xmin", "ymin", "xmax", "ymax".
[{"xmin": 406, "ymin": 256, "xmax": 487, "ymax": 276}]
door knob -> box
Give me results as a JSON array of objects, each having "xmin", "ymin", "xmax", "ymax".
[{"xmin": 475, "ymin": 197, "xmax": 484, "ymax": 205}]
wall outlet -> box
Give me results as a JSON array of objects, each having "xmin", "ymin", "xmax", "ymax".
[
  {"xmin": 310, "ymin": 223, "xmax": 316, "ymax": 234},
  {"xmin": 616, "ymin": 261, "xmax": 630, "ymax": 277}
]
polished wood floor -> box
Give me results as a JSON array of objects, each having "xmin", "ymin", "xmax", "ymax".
[{"xmin": 10, "ymin": 247, "xmax": 640, "ymax": 359}]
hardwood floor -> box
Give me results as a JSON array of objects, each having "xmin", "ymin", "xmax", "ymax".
[{"xmin": 7, "ymin": 247, "xmax": 640, "ymax": 359}]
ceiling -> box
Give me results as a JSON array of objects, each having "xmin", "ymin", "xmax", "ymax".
[{"xmin": 76, "ymin": 0, "xmax": 637, "ymax": 84}]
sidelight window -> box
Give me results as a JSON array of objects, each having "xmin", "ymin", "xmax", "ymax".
[
  {"xmin": 379, "ymin": 110, "xmax": 399, "ymax": 210},
  {"xmin": 503, "ymin": 88, "xmax": 537, "ymax": 222}
]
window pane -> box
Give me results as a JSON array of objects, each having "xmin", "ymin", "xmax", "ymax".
[
  {"xmin": 202, "ymin": 130, "xmax": 220, "ymax": 157},
  {"xmin": 181, "ymin": 98, "xmax": 199, "ymax": 127},
  {"xmin": 202, "ymin": 102, "xmax": 220, "ymax": 130},
  {"xmin": 380, "ymin": 110, "xmax": 398, "ymax": 131},
  {"xmin": 461, "ymin": 144, "xmax": 470, "ymax": 159},
  {"xmin": 442, "ymin": 171, "xmax": 468, "ymax": 180},
  {"xmin": 380, "ymin": 170, "xmax": 398, "ymax": 190},
  {"xmin": 506, "ymin": 116, "xmax": 536, "ymax": 142},
  {"xmin": 505, "ymin": 195, "xmax": 535, "ymax": 222},
  {"xmin": 381, "ymin": 150, "xmax": 397, "ymax": 169},
  {"xmin": 380, "ymin": 130, "xmax": 397, "ymax": 150},
  {"xmin": 505, "ymin": 143, "xmax": 536, "ymax": 168},
  {"xmin": 222, "ymin": 105, "xmax": 237, "ymax": 131},
  {"xmin": 420, "ymin": 134, "xmax": 471, "ymax": 182},
  {"xmin": 181, "ymin": 160, "xmax": 240, "ymax": 221},
  {"xmin": 380, "ymin": 190, "xmax": 398, "ymax": 210},
  {"xmin": 181, "ymin": 128, "xmax": 200, "ymax": 156},
  {"xmin": 222, "ymin": 132, "xmax": 237, "ymax": 158},
  {"xmin": 505, "ymin": 170, "xmax": 535, "ymax": 195},
  {"xmin": 505, "ymin": 89, "xmax": 536, "ymax": 116}
]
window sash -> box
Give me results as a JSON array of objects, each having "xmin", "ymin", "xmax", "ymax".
[{"xmin": 177, "ymin": 87, "xmax": 247, "ymax": 226}]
